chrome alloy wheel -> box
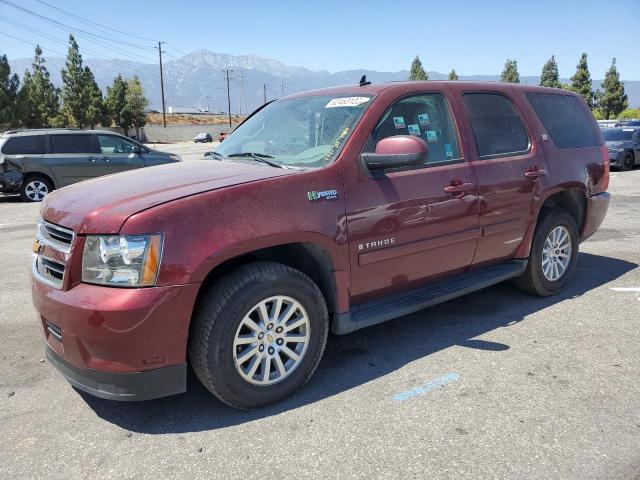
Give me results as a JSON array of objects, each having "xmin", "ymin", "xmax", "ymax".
[
  {"xmin": 542, "ymin": 226, "xmax": 572, "ymax": 281},
  {"xmin": 24, "ymin": 180, "xmax": 49, "ymax": 201},
  {"xmin": 232, "ymin": 295, "xmax": 310, "ymax": 386}
]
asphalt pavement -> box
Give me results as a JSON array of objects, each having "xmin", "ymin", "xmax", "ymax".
[{"xmin": 0, "ymin": 149, "xmax": 638, "ymax": 479}]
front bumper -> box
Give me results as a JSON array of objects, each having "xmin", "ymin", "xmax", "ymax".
[
  {"xmin": 32, "ymin": 277, "xmax": 200, "ymax": 400},
  {"xmin": 46, "ymin": 344, "xmax": 186, "ymax": 401},
  {"xmin": 581, "ymin": 191, "xmax": 611, "ymax": 242}
]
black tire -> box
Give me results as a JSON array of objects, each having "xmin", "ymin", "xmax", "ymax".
[
  {"xmin": 621, "ymin": 152, "xmax": 634, "ymax": 171},
  {"xmin": 19, "ymin": 175, "xmax": 53, "ymax": 202},
  {"xmin": 189, "ymin": 262, "xmax": 329, "ymax": 409},
  {"xmin": 514, "ymin": 209, "xmax": 579, "ymax": 297}
]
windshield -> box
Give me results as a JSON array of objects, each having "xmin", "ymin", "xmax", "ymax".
[
  {"xmin": 603, "ymin": 129, "xmax": 634, "ymax": 141},
  {"xmin": 215, "ymin": 94, "xmax": 373, "ymax": 168}
]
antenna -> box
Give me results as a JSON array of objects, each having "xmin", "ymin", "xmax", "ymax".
[{"xmin": 359, "ymin": 75, "xmax": 371, "ymax": 87}]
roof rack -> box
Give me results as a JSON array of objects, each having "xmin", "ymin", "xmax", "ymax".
[{"xmin": 2, "ymin": 127, "xmax": 85, "ymax": 135}]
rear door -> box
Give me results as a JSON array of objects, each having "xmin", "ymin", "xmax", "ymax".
[
  {"xmin": 344, "ymin": 90, "xmax": 479, "ymax": 303},
  {"xmin": 95, "ymin": 134, "xmax": 145, "ymax": 174},
  {"xmin": 457, "ymin": 89, "xmax": 549, "ymax": 265},
  {"xmin": 47, "ymin": 133, "xmax": 101, "ymax": 186}
]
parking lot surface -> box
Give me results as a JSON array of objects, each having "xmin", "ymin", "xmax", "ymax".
[{"xmin": 1, "ymin": 154, "xmax": 639, "ymax": 479}]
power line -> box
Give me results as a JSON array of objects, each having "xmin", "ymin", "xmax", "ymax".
[
  {"xmin": 0, "ymin": 0, "xmax": 157, "ymax": 52},
  {"xmin": 35, "ymin": 0, "xmax": 158, "ymax": 43},
  {"xmin": 0, "ymin": 31, "xmax": 66, "ymax": 58},
  {"xmin": 0, "ymin": 15, "xmax": 144, "ymax": 73}
]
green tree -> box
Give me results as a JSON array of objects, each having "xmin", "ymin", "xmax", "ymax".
[
  {"xmin": 618, "ymin": 108, "xmax": 640, "ymax": 119},
  {"xmin": 125, "ymin": 76, "xmax": 149, "ymax": 140},
  {"xmin": 60, "ymin": 35, "xmax": 91, "ymax": 127},
  {"xmin": 105, "ymin": 74, "xmax": 132, "ymax": 134},
  {"xmin": 17, "ymin": 46, "xmax": 60, "ymax": 128},
  {"xmin": 448, "ymin": 69, "xmax": 459, "ymax": 80},
  {"xmin": 570, "ymin": 53, "xmax": 594, "ymax": 108},
  {"xmin": 409, "ymin": 56, "xmax": 428, "ymax": 81},
  {"xmin": 539, "ymin": 55, "xmax": 561, "ymax": 88},
  {"xmin": 0, "ymin": 54, "xmax": 20, "ymax": 126},
  {"xmin": 594, "ymin": 58, "xmax": 628, "ymax": 120},
  {"xmin": 500, "ymin": 59, "xmax": 520, "ymax": 83},
  {"xmin": 83, "ymin": 67, "xmax": 107, "ymax": 128}
]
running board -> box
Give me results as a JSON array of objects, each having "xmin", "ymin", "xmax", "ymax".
[{"xmin": 332, "ymin": 260, "xmax": 527, "ymax": 334}]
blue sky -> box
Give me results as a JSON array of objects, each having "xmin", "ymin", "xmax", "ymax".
[{"xmin": 1, "ymin": 0, "xmax": 639, "ymax": 79}]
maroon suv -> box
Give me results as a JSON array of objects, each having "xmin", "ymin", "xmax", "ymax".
[{"xmin": 31, "ymin": 81, "xmax": 610, "ymax": 409}]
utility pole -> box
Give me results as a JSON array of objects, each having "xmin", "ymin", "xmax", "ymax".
[
  {"xmin": 157, "ymin": 41, "xmax": 166, "ymax": 128},
  {"xmin": 225, "ymin": 69, "xmax": 232, "ymax": 128},
  {"xmin": 281, "ymin": 82, "xmax": 284, "ymax": 97},
  {"xmin": 263, "ymin": 84, "xmax": 267, "ymax": 104}
]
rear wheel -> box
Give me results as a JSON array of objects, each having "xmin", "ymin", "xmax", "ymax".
[
  {"xmin": 514, "ymin": 209, "xmax": 579, "ymax": 296},
  {"xmin": 19, "ymin": 175, "xmax": 53, "ymax": 202},
  {"xmin": 189, "ymin": 262, "xmax": 329, "ymax": 409}
]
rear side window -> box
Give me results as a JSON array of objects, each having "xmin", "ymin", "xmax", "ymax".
[
  {"xmin": 526, "ymin": 93, "xmax": 601, "ymax": 149},
  {"xmin": 463, "ymin": 93, "xmax": 530, "ymax": 158},
  {"xmin": 372, "ymin": 92, "xmax": 461, "ymax": 164},
  {"xmin": 50, "ymin": 134, "xmax": 96, "ymax": 154},
  {"xmin": 1, "ymin": 135, "xmax": 46, "ymax": 155}
]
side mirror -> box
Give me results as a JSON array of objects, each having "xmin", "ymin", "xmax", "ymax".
[
  {"xmin": 359, "ymin": 135, "xmax": 428, "ymax": 178},
  {"xmin": 132, "ymin": 145, "xmax": 143, "ymax": 155}
]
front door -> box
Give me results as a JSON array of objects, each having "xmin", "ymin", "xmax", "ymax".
[
  {"xmin": 344, "ymin": 91, "xmax": 480, "ymax": 304},
  {"xmin": 95, "ymin": 134, "xmax": 145, "ymax": 175},
  {"xmin": 457, "ymin": 90, "xmax": 549, "ymax": 265}
]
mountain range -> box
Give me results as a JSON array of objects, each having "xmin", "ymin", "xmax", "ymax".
[{"xmin": 10, "ymin": 49, "xmax": 640, "ymax": 113}]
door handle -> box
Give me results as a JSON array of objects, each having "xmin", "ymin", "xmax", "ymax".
[
  {"xmin": 87, "ymin": 157, "xmax": 96, "ymax": 162},
  {"xmin": 444, "ymin": 182, "xmax": 475, "ymax": 194},
  {"xmin": 524, "ymin": 167, "xmax": 547, "ymax": 179}
]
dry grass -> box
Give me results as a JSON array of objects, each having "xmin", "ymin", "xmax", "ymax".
[{"xmin": 146, "ymin": 113, "xmax": 245, "ymax": 126}]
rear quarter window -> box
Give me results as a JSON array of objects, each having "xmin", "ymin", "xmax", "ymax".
[
  {"xmin": 525, "ymin": 93, "xmax": 602, "ymax": 149},
  {"xmin": 462, "ymin": 93, "xmax": 530, "ymax": 158},
  {"xmin": 1, "ymin": 135, "xmax": 46, "ymax": 155},
  {"xmin": 50, "ymin": 134, "xmax": 97, "ymax": 154}
]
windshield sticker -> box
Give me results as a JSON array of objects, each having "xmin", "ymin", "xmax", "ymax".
[
  {"xmin": 325, "ymin": 97, "xmax": 370, "ymax": 108},
  {"xmin": 393, "ymin": 117, "xmax": 406, "ymax": 129},
  {"xmin": 308, "ymin": 189, "xmax": 338, "ymax": 201},
  {"xmin": 445, "ymin": 143, "xmax": 453, "ymax": 158},
  {"xmin": 418, "ymin": 113, "xmax": 430, "ymax": 126},
  {"xmin": 407, "ymin": 124, "xmax": 421, "ymax": 136},
  {"xmin": 426, "ymin": 130, "xmax": 438, "ymax": 142}
]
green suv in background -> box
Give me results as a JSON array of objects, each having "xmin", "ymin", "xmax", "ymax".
[{"xmin": 0, "ymin": 129, "xmax": 181, "ymax": 202}]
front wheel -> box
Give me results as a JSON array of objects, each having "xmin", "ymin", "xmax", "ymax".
[
  {"xmin": 621, "ymin": 152, "xmax": 634, "ymax": 171},
  {"xmin": 514, "ymin": 209, "xmax": 579, "ymax": 296},
  {"xmin": 189, "ymin": 262, "xmax": 329, "ymax": 409}
]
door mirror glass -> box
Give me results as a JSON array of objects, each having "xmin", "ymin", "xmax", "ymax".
[{"xmin": 359, "ymin": 135, "xmax": 428, "ymax": 178}]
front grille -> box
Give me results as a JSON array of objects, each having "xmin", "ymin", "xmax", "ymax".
[{"xmin": 32, "ymin": 220, "xmax": 75, "ymax": 289}]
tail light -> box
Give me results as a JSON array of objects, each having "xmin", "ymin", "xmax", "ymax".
[{"xmin": 600, "ymin": 145, "xmax": 610, "ymax": 192}]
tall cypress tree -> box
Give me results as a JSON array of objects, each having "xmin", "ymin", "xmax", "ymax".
[
  {"xmin": 570, "ymin": 53, "xmax": 594, "ymax": 108},
  {"xmin": 106, "ymin": 74, "xmax": 132, "ymax": 134},
  {"xmin": 18, "ymin": 46, "xmax": 60, "ymax": 128},
  {"xmin": 539, "ymin": 55, "xmax": 561, "ymax": 88},
  {"xmin": 595, "ymin": 58, "xmax": 628, "ymax": 120},
  {"xmin": 500, "ymin": 59, "xmax": 520, "ymax": 83},
  {"xmin": 448, "ymin": 69, "xmax": 459, "ymax": 80},
  {"xmin": 84, "ymin": 67, "xmax": 106, "ymax": 128},
  {"xmin": 409, "ymin": 56, "xmax": 428, "ymax": 81},
  {"xmin": 61, "ymin": 35, "xmax": 90, "ymax": 127},
  {"xmin": 0, "ymin": 54, "xmax": 20, "ymax": 126}
]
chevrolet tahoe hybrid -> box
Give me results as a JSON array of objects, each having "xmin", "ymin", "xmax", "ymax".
[{"xmin": 31, "ymin": 81, "xmax": 610, "ymax": 409}]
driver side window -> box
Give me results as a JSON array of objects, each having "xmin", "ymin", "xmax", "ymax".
[
  {"xmin": 98, "ymin": 135, "xmax": 136, "ymax": 154},
  {"xmin": 372, "ymin": 93, "xmax": 462, "ymax": 164}
]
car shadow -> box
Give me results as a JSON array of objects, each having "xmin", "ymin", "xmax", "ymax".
[{"xmin": 79, "ymin": 252, "xmax": 636, "ymax": 433}]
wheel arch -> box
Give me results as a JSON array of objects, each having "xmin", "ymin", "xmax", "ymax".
[
  {"xmin": 515, "ymin": 187, "xmax": 587, "ymax": 258},
  {"xmin": 194, "ymin": 241, "xmax": 343, "ymax": 318}
]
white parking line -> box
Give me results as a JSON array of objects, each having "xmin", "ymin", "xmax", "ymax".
[{"xmin": 609, "ymin": 287, "xmax": 640, "ymax": 292}]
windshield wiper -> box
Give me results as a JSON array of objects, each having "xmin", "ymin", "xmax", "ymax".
[
  {"xmin": 204, "ymin": 151, "xmax": 224, "ymax": 159},
  {"xmin": 226, "ymin": 152, "xmax": 286, "ymax": 169}
]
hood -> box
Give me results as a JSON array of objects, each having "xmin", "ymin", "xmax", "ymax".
[
  {"xmin": 41, "ymin": 160, "xmax": 295, "ymax": 234},
  {"xmin": 606, "ymin": 140, "xmax": 631, "ymax": 149}
]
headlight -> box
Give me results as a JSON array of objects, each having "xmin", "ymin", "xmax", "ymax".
[
  {"xmin": 169, "ymin": 154, "xmax": 181, "ymax": 161},
  {"xmin": 82, "ymin": 234, "xmax": 163, "ymax": 287},
  {"xmin": 617, "ymin": 147, "xmax": 625, "ymax": 152}
]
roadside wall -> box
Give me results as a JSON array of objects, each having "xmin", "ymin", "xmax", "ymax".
[{"xmin": 139, "ymin": 125, "xmax": 233, "ymax": 143}]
